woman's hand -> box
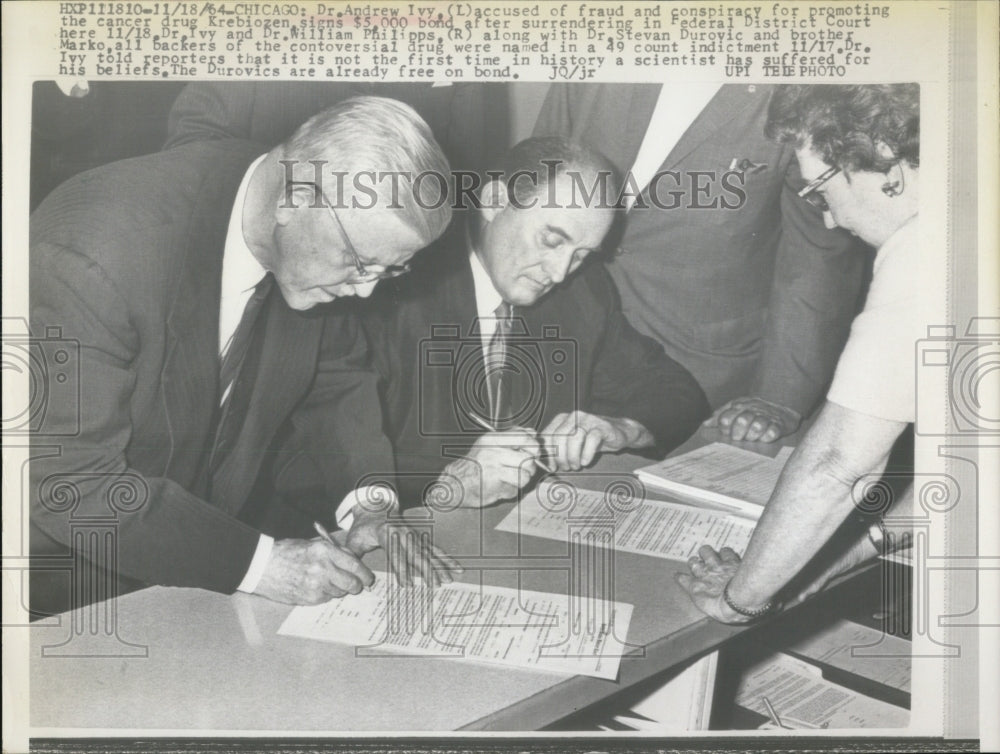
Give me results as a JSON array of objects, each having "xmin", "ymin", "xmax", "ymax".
[{"xmin": 675, "ymin": 545, "xmax": 756, "ymax": 624}]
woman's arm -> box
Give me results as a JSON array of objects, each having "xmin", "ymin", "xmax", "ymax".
[{"xmin": 677, "ymin": 399, "xmax": 908, "ymax": 623}]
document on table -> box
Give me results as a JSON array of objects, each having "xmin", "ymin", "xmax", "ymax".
[
  {"xmin": 277, "ymin": 573, "xmax": 633, "ymax": 680},
  {"xmin": 634, "ymin": 443, "xmax": 795, "ymax": 518},
  {"xmin": 735, "ymin": 652, "xmax": 909, "ymax": 729},
  {"xmin": 496, "ymin": 480, "xmax": 756, "ymax": 561},
  {"xmin": 785, "ymin": 619, "xmax": 911, "ymax": 693}
]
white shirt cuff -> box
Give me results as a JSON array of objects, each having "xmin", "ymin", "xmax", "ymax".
[
  {"xmin": 236, "ymin": 534, "xmax": 274, "ymax": 593},
  {"xmin": 335, "ymin": 484, "xmax": 398, "ymax": 531}
]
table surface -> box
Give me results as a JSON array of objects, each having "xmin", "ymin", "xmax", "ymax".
[{"xmin": 29, "ymin": 428, "xmax": 797, "ymax": 733}]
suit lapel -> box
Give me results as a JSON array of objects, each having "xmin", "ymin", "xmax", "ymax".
[
  {"xmin": 415, "ymin": 247, "xmax": 489, "ymax": 434},
  {"xmin": 621, "ymin": 85, "xmax": 661, "ymax": 169},
  {"xmin": 210, "ymin": 294, "xmax": 323, "ymax": 516},
  {"xmin": 661, "ymin": 84, "xmax": 762, "ymax": 171},
  {"xmin": 161, "ymin": 165, "xmax": 239, "ymax": 486},
  {"xmin": 586, "ymin": 84, "xmax": 659, "ymax": 175},
  {"xmin": 160, "ymin": 144, "xmax": 262, "ymax": 491}
]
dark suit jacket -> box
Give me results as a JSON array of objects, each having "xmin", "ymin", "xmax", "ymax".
[
  {"xmin": 29, "ymin": 140, "xmax": 393, "ymax": 611},
  {"xmin": 163, "ymin": 81, "xmax": 510, "ymax": 176},
  {"xmin": 361, "ymin": 236, "xmax": 710, "ymax": 505},
  {"xmin": 534, "ymin": 83, "xmax": 867, "ymax": 415}
]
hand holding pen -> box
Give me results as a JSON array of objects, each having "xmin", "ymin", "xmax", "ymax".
[
  {"xmin": 466, "ymin": 411, "xmax": 555, "ymax": 474},
  {"xmin": 433, "ymin": 413, "xmax": 551, "ymax": 509}
]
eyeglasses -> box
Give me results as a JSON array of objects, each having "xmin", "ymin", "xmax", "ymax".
[
  {"xmin": 302, "ymin": 183, "xmax": 411, "ymax": 282},
  {"xmin": 797, "ymin": 165, "xmax": 841, "ymax": 211}
]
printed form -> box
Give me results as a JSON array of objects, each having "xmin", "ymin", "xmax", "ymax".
[
  {"xmin": 785, "ymin": 619, "xmax": 912, "ymax": 693},
  {"xmin": 635, "ymin": 443, "xmax": 795, "ymax": 517},
  {"xmin": 496, "ymin": 480, "xmax": 755, "ymax": 561},
  {"xmin": 278, "ymin": 573, "xmax": 633, "ymax": 681},
  {"xmin": 736, "ymin": 653, "xmax": 909, "ymax": 729}
]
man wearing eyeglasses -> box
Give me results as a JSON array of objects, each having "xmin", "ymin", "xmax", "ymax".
[
  {"xmin": 29, "ymin": 96, "xmax": 461, "ymax": 615},
  {"xmin": 363, "ymin": 137, "xmax": 709, "ymax": 509}
]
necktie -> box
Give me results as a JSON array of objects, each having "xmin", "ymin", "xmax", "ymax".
[
  {"xmin": 219, "ymin": 274, "xmax": 273, "ymax": 408},
  {"xmin": 210, "ymin": 274, "xmax": 273, "ymax": 479},
  {"xmin": 485, "ymin": 302, "xmax": 513, "ymax": 426}
]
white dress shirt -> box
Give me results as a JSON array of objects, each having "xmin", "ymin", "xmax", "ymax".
[
  {"xmin": 826, "ymin": 217, "xmax": 918, "ymax": 423},
  {"xmin": 221, "ymin": 156, "xmax": 387, "ymax": 593},
  {"xmin": 625, "ymin": 83, "xmax": 724, "ymax": 211},
  {"xmin": 469, "ymin": 248, "xmax": 506, "ymax": 350}
]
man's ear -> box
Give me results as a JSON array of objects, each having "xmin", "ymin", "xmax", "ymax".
[
  {"xmin": 479, "ymin": 178, "xmax": 508, "ymax": 224},
  {"xmin": 275, "ymin": 184, "xmax": 327, "ymax": 227}
]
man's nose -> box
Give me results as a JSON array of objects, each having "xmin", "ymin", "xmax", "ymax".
[
  {"xmin": 544, "ymin": 250, "xmax": 575, "ymax": 285},
  {"xmin": 823, "ymin": 210, "xmax": 838, "ymax": 230}
]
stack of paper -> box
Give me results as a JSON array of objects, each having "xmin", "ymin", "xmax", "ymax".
[
  {"xmin": 735, "ymin": 652, "xmax": 909, "ymax": 729},
  {"xmin": 278, "ymin": 573, "xmax": 634, "ymax": 680},
  {"xmin": 785, "ymin": 619, "xmax": 911, "ymax": 693},
  {"xmin": 496, "ymin": 481, "xmax": 755, "ymax": 562},
  {"xmin": 634, "ymin": 443, "xmax": 795, "ymax": 518}
]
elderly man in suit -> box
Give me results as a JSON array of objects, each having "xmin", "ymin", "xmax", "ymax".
[
  {"xmin": 29, "ymin": 96, "xmax": 461, "ymax": 615},
  {"xmin": 534, "ymin": 83, "xmax": 866, "ymax": 444},
  {"xmin": 364, "ymin": 137, "xmax": 709, "ymax": 509}
]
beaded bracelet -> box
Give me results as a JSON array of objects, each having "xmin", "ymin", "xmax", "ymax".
[{"xmin": 722, "ymin": 580, "xmax": 776, "ymax": 620}]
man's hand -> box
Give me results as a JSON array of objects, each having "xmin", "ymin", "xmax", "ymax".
[
  {"xmin": 675, "ymin": 545, "xmax": 751, "ymax": 624},
  {"xmin": 540, "ymin": 411, "xmax": 653, "ymax": 471},
  {"xmin": 342, "ymin": 506, "xmax": 464, "ymax": 587},
  {"xmin": 703, "ymin": 396, "xmax": 801, "ymax": 443},
  {"xmin": 254, "ymin": 537, "xmax": 376, "ymax": 605},
  {"xmin": 436, "ymin": 429, "xmax": 542, "ymax": 508}
]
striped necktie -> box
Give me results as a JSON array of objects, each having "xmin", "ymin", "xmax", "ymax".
[{"xmin": 485, "ymin": 301, "xmax": 513, "ymax": 426}]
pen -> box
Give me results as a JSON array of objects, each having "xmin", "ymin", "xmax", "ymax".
[
  {"xmin": 314, "ymin": 521, "xmax": 377, "ymax": 591},
  {"xmin": 313, "ymin": 520, "xmax": 337, "ymax": 545},
  {"xmin": 466, "ymin": 411, "xmax": 555, "ymax": 473},
  {"xmin": 761, "ymin": 696, "xmax": 789, "ymax": 729}
]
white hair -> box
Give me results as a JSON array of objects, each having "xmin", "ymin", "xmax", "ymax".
[{"xmin": 283, "ymin": 96, "xmax": 452, "ymax": 244}]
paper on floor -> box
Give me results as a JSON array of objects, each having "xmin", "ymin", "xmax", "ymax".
[
  {"xmin": 735, "ymin": 652, "xmax": 909, "ymax": 729},
  {"xmin": 785, "ymin": 618, "xmax": 911, "ymax": 693}
]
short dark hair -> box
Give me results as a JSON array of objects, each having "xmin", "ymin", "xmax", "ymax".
[
  {"xmin": 496, "ymin": 136, "xmax": 620, "ymax": 209},
  {"xmin": 765, "ymin": 84, "xmax": 919, "ymax": 172}
]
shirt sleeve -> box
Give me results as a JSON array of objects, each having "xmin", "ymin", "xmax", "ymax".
[
  {"xmin": 237, "ymin": 534, "xmax": 274, "ymax": 593},
  {"xmin": 826, "ymin": 222, "xmax": 918, "ymax": 423}
]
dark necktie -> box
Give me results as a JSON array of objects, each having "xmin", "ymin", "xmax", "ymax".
[
  {"xmin": 485, "ymin": 302, "xmax": 513, "ymax": 426},
  {"xmin": 219, "ymin": 274, "xmax": 273, "ymax": 409},
  {"xmin": 211, "ymin": 274, "xmax": 273, "ymax": 475}
]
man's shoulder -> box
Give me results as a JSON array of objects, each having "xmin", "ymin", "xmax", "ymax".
[
  {"xmin": 37, "ymin": 140, "xmax": 259, "ymax": 212},
  {"xmin": 395, "ymin": 228, "xmax": 470, "ymax": 297},
  {"xmin": 31, "ymin": 140, "xmax": 262, "ymax": 301},
  {"xmin": 526, "ymin": 258, "xmax": 617, "ymax": 335},
  {"xmin": 552, "ymin": 258, "xmax": 616, "ymax": 307}
]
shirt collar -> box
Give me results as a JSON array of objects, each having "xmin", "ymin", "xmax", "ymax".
[
  {"xmin": 468, "ymin": 247, "xmax": 505, "ymax": 323},
  {"xmin": 221, "ymin": 154, "xmax": 269, "ymax": 303}
]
